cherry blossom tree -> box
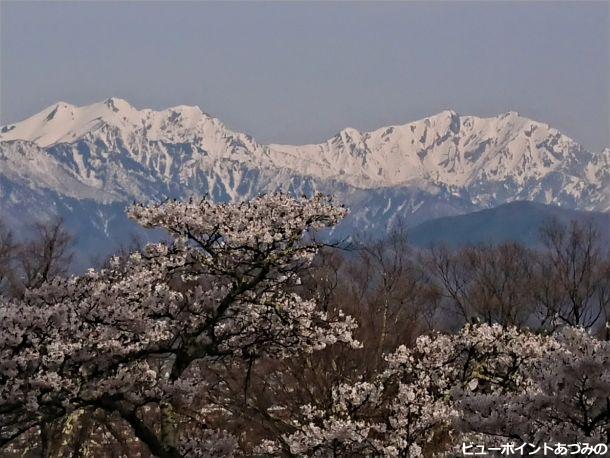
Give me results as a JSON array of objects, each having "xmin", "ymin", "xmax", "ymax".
[
  {"xmin": 270, "ymin": 324, "xmax": 609, "ymax": 457},
  {"xmin": 0, "ymin": 194, "xmax": 359, "ymax": 457},
  {"xmin": 1, "ymin": 195, "xmax": 608, "ymax": 457},
  {"xmin": 457, "ymin": 326, "xmax": 610, "ymax": 448}
]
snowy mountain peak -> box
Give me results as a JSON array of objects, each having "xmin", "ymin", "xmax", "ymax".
[
  {"xmin": 0, "ymin": 99, "xmax": 608, "ymax": 265},
  {"xmin": 1, "ymin": 98, "xmax": 608, "ymax": 209},
  {"xmin": 268, "ymin": 109, "xmax": 597, "ymax": 192},
  {"xmin": 430, "ymin": 109, "xmax": 459, "ymax": 121},
  {"xmin": 0, "ymin": 98, "xmax": 229, "ymax": 149},
  {"xmin": 103, "ymin": 97, "xmax": 132, "ymax": 112},
  {"xmin": 335, "ymin": 127, "xmax": 363, "ymax": 145},
  {"xmin": 501, "ymin": 110, "xmax": 520, "ymax": 118}
]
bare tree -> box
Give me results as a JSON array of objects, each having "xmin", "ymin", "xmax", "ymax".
[
  {"xmin": 535, "ymin": 220, "xmax": 610, "ymax": 330},
  {"xmin": 0, "ymin": 222, "xmax": 16, "ymax": 296},
  {"xmin": 425, "ymin": 242, "xmax": 537, "ymax": 328},
  {"xmin": 352, "ymin": 227, "xmax": 440, "ymax": 358},
  {"xmin": 13, "ymin": 218, "xmax": 74, "ymax": 295}
]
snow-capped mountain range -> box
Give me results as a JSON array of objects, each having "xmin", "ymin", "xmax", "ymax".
[{"xmin": 1, "ymin": 98, "xmax": 608, "ymax": 265}]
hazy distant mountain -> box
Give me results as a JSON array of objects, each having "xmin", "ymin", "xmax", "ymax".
[
  {"xmin": 408, "ymin": 201, "xmax": 610, "ymax": 248},
  {"xmin": 1, "ymin": 98, "xmax": 608, "ymax": 264}
]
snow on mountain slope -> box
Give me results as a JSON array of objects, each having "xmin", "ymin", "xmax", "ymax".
[
  {"xmin": 1, "ymin": 99, "xmax": 603, "ymax": 197},
  {"xmin": 0, "ymin": 98, "xmax": 608, "ymax": 265},
  {"xmin": 268, "ymin": 110, "xmax": 596, "ymax": 202},
  {"xmin": 0, "ymin": 98, "xmax": 258, "ymax": 153},
  {"xmin": 586, "ymin": 147, "xmax": 610, "ymax": 211},
  {"xmin": 0, "ymin": 140, "xmax": 115, "ymax": 202}
]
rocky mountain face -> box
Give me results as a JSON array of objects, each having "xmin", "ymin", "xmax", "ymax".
[{"xmin": 1, "ymin": 98, "xmax": 608, "ymax": 266}]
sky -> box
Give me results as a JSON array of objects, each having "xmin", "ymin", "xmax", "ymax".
[{"xmin": 1, "ymin": 1, "xmax": 608, "ymax": 151}]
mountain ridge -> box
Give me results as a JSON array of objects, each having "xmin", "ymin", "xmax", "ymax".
[
  {"xmin": 1, "ymin": 98, "xmax": 608, "ymax": 265},
  {"xmin": 408, "ymin": 201, "xmax": 610, "ymax": 248},
  {"xmin": 2, "ymin": 99, "xmax": 607, "ymax": 204}
]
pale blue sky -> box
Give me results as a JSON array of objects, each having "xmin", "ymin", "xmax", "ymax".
[{"xmin": 1, "ymin": 1, "xmax": 608, "ymax": 151}]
